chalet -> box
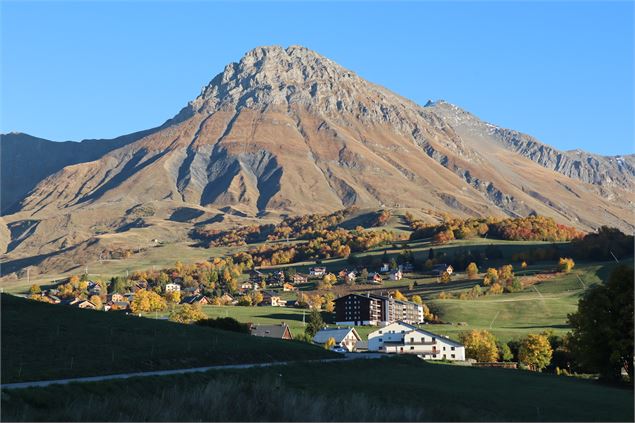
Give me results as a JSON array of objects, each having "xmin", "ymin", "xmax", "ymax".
[
  {"xmin": 261, "ymin": 291, "xmax": 285, "ymax": 307},
  {"xmin": 45, "ymin": 294, "xmax": 61, "ymax": 304},
  {"xmin": 109, "ymin": 293, "xmax": 125, "ymax": 303},
  {"xmin": 313, "ymin": 327, "xmax": 361, "ymax": 352},
  {"xmin": 282, "ymin": 282, "xmax": 295, "ymax": 292},
  {"xmin": 77, "ymin": 300, "xmax": 97, "ymax": 310},
  {"xmin": 250, "ymin": 323, "xmax": 293, "ymax": 340},
  {"xmin": 249, "ymin": 269, "xmax": 266, "ymax": 283},
  {"xmin": 61, "ymin": 297, "xmax": 81, "ymax": 306},
  {"xmin": 132, "ymin": 281, "xmax": 148, "ymax": 292},
  {"xmin": 309, "ymin": 267, "xmax": 327, "ymax": 277},
  {"xmin": 87, "ymin": 282, "xmax": 103, "ymax": 296},
  {"xmin": 380, "ymin": 263, "xmax": 390, "ymax": 273},
  {"xmin": 338, "ymin": 270, "xmax": 356, "ymax": 284},
  {"xmin": 389, "ymin": 270, "xmax": 403, "ymax": 281},
  {"xmin": 219, "ymin": 293, "xmax": 235, "ymax": 305},
  {"xmin": 182, "ymin": 286, "xmax": 201, "ymax": 296},
  {"xmin": 124, "ymin": 293, "xmax": 135, "ymax": 302},
  {"xmin": 181, "ymin": 295, "xmax": 210, "ymax": 305},
  {"xmin": 108, "ymin": 301, "xmax": 130, "ymax": 311},
  {"xmin": 285, "ymin": 300, "xmax": 298, "ymax": 308},
  {"xmin": 240, "ymin": 281, "xmax": 254, "ymax": 291},
  {"xmin": 292, "ymin": 273, "xmax": 309, "ymax": 284},
  {"xmin": 165, "ymin": 283, "xmax": 181, "ymax": 293},
  {"xmin": 368, "ymin": 322, "xmax": 465, "ymax": 360},
  {"xmin": 367, "ymin": 272, "xmax": 382, "ymax": 284},
  {"xmin": 267, "ymin": 270, "xmax": 285, "ymax": 284}
]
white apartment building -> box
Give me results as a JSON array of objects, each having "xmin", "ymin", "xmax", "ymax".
[{"xmin": 368, "ymin": 321, "xmax": 465, "ymax": 360}]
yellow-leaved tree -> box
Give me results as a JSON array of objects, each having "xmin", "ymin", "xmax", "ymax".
[{"xmin": 459, "ymin": 330, "xmax": 499, "ymax": 362}]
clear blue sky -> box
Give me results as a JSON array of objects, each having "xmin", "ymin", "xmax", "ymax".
[{"xmin": 1, "ymin": 1, "xmax": 633, "ymax": 155}]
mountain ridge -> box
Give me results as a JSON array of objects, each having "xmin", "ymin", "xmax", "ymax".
[{"xmin": 1, "ymin": 45, "xmax": 632, "ymax": 277}]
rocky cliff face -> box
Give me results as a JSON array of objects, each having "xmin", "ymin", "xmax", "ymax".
[{"xmin": 2, "ymin": 45, "xmax": 633, "ymax": 276}]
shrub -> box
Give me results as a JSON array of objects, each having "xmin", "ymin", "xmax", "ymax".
[{"xmin": 558, "ymin": 257, "xmax": 575, "ymax": 273}]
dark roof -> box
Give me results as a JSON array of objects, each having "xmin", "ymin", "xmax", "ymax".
[
  {"xmin": 181, "ymin": 295, "xmax": 206, "ymax": 304},
  {"xmin": 250, "ymin": 324, "xmax": 291, "ymax": 339}
]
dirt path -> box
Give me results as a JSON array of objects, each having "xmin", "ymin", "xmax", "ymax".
[{"xmin": 1, "ymin": 353, "xmax": 385, "ymax": 390}]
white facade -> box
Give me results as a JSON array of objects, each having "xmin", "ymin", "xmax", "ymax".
[
  {"xmin": 165, "ymin": 283, "xmax": 181, "ymax": 292},
  {"xmin": 368, "ymin": 322, "xmax": 465, "ymax": 361},
  {"xmin": 309, "ymin": 267, "xmax": 327, "ymax": 277},
  {"xmin": 313, "ymin": 327, "xmax": 361, "ymax": 352}
]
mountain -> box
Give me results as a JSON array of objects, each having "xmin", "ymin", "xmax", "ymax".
[{"xmin": 1, "ymin": 45, "xmax": 633, "ymax": 277}]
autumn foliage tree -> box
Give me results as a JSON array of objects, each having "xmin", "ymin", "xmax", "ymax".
[
  {"xmin": 483, "ymin": 268, "xmax": 498, "ymax": 286},
  {"xmin": 169, "ymin": 304, "xmax": 206, "ymax": 324},
  {"xmin": 518, "ymin": 333, "xmax": 553, "ymax": 371},
  {"xmin": 466, "ymin": 262, "xmax": 479, "ymax": 279},
  {"xmin": 558, "ymin": 257, "xmax": 575, "ymax": 273},
  {"xmin": 459, "ymin": 330, "xmax": 499, "ymax": 362},
  {"xmin": 130, "ymin": 290, "xmax": 167, "ymax": 313}
]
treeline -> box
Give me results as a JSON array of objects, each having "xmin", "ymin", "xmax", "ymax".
[
  {"xmin": 233, "ymin": 227, "xmax": 405, "ymax": 267},
  {"xmin": 570, "ymin": 226, "xmax": 633, "ymax": 261},
  {"xmin": 190, "ymin": 208, "xmax": 358, "ymax": 247},
  {"xmin": 405, "ymin": 214, "xmax": 584, "ymax": 243}
]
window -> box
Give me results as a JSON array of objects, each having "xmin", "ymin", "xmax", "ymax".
[
  {"xmin": 451, "ymin": 346, "xmax": 455, "ymax": 351},
  {"xmin": 432, "ymin": 337, "xmax": 436, "ymax": 341},
  {"xmin": 410, "ymin": 346, "xmax": 414, "ymax": 350},
  {"xmin": 378, "ymin": 338, "xmax": 383, "ymax": 342},
  {"xmin": 433, "ymin": 354, "xmax": 437, "ymax": 358},
  {"xmin": 410, "ymin": 337, "xmax": 414, "ymax": 343},
  {"xmin": 443, "ymin": 347, "xmax": 446, "ymax": 351},
  {"xmin": 379, "ymin": 330, "xmax": 383, "ymax": 334},
  {"xmin": 451, "ymin": 354, "xmax": 455, "ymax": 359}
]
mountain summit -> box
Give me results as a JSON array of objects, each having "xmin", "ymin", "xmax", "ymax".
[{"xmin": 1, "ymin": 45, "xmax": 633, "ymax": 276}]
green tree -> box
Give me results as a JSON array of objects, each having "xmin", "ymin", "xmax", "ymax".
[
  {"xmin": 497, "ymin": 342, "xmax": 513, "ymax": 362},
  {"xmin": 518, "ymin": 333, "xmax": 553, "ymax": 371},
  {"xmin": 568, "ymin": 265, "xmax": 634, "ymax": 381},
  {"xmin": 459, "ymin": 330, "xmax": 499, "ymax": 362},
  {"xmin": 305, "ymin": 309, "xmax": 324, "ymax": 337}
]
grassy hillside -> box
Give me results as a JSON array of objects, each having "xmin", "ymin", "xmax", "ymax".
[
  {"xmin": 0, "ymin": 294, "xmax": 334, "ymax": 384},
  {"xmin": 3, "ymin": 356, "xmax": 632, "ymax": 422},
  {"xmin": 427, "ymin": 261, "xmax": 628, "ymax": 342}
]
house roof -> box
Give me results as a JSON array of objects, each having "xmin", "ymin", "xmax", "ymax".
[
  {"xmin": 313, "ymin": 327, "xmax": 361, "ymax": 344},
  {"xmin": 250, "ymin": 324, "xmax": 291, "ymax": 339},
  {"xmin": 407, "ymin": 328, "xmax": 463, "ymax": 347}
]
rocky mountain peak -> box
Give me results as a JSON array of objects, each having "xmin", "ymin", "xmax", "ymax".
[{"xmin": 184, "ymin": 45, "xmax": 361, "ymax": 114}]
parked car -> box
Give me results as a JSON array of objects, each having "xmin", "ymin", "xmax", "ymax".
[{"xmin": 331, "ymin": 346, "xmax": 348, "ymax": 353}]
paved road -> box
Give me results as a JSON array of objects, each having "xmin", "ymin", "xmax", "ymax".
[{"xmin": 1, "ymin": 353, "xmax": 385, "ymax": 390}]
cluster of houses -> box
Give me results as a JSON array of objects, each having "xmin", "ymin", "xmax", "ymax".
[{"xmin": 249, "ymin": 321, "xmax": 465, "ymax": 360}]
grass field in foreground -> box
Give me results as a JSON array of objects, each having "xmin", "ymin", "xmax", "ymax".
[
  {"xmin": 0, "ymin": 294, "xmax": 334, "ymax": 384},
  {"xmin": 2, "ymin": 356, "xmax": 632, "ymax": 422}
]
